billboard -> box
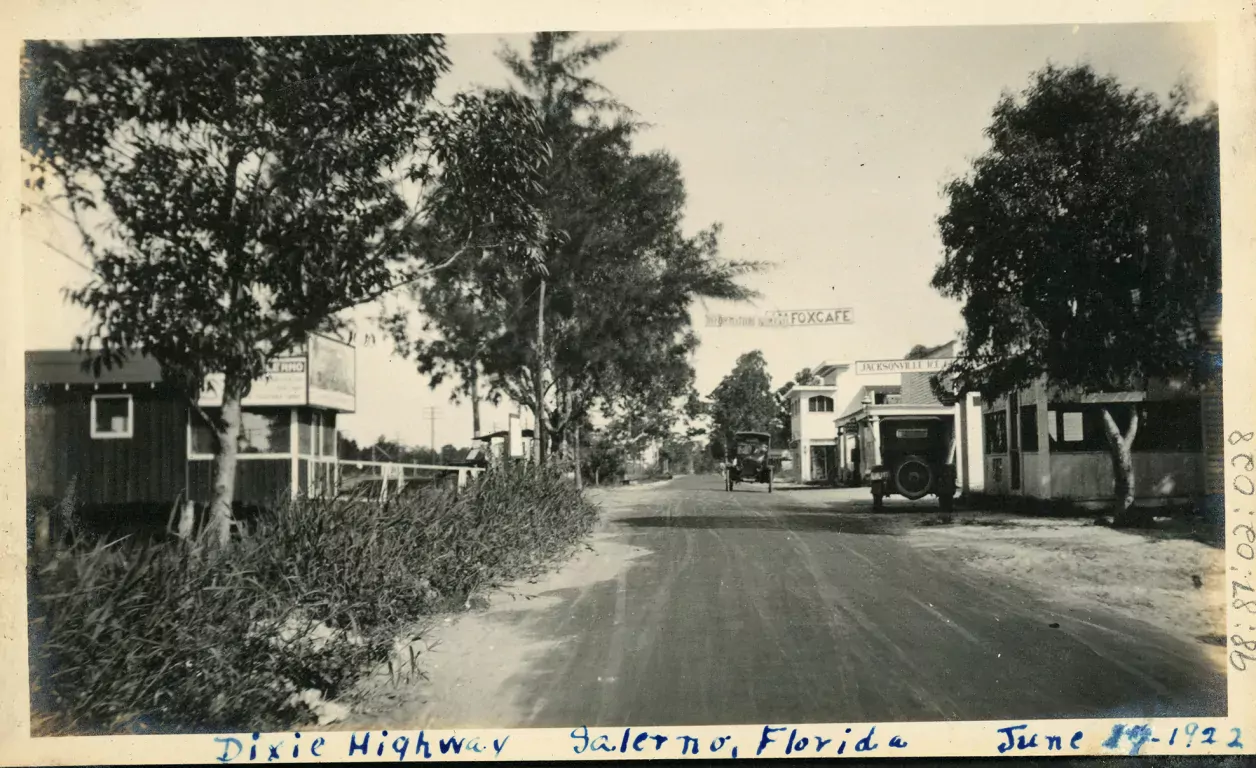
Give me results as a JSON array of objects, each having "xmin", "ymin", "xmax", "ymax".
[
  {"xmin": 197, "ymin": 336, "xmax": 356, "ymax": 412},
  {"xmin": 199, "ymin": 353, "xmax": 307, "ymax": 407},
  {"xmin": 855, "ymin": 357, "xmax": 955, "ymax": 376},
  {"xmin": 307, "ymin": 334, "xmax": 357, "ymax": 412}
]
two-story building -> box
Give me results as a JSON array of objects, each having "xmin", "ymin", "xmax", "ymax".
[{"xmin": 783, "ymin": 361, "xmax": 900, "ymax": 483}]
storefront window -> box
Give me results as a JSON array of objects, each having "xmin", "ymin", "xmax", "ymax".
[
  {"xmin": 298, "ymin": 409, "xmax": 314, "ymax": 455},
  {"xmin": 1019, "ymin": 405, "xmax": 1039, "ymax": 452},
  {"xmin": 321, "ymin": 412, "xmax": 337, "ymax": 456},
  {"xmin": 1047, "ymin": 401, "xmax": 1202, "ymax": 453},
  {"xmin": 191, "ymin": 409, "xmax": 291, "ymax": 455},
  {"xmin": 983, "ymin": 411, "xmax": 1008, "ymax": 454}
]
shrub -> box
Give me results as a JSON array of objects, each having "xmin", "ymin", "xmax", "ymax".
[{"xmin": 29, "ymin": 461, "xmax": 598, "ymax": 734}]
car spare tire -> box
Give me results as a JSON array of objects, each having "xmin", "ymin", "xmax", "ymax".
[{"xmin": 894, "ymin": 456, "xmax": 934, "ymax": 500}]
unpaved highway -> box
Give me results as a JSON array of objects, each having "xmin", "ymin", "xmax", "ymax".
[{"xmin": 349, "ymin": 475, "xmax": 1225, "ymax": 729}]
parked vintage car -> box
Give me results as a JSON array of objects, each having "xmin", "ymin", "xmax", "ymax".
[
  {"xmin": 866, "ymin": 416, "xmax": 957, "ymax": 511},
  {"xmin": 725, "ymin": 431, "xmax": 774, "ymax": 493}
]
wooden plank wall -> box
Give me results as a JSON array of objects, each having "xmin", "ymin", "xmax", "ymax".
[
  {"xmin": 188, "ymin": 459, "xmax": 291, "ymax": 508},
  {"xmin": 25, "ymin": 385, "xmax": 187, "ymax": 507}
]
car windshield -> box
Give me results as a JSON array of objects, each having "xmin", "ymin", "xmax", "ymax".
[{"xmin": 737, "ymin": 441, "xmax": 767, "ymax": 457}]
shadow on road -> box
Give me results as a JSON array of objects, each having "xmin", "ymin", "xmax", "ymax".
[{"xmin": 616, "ymin": 513, "xmax": 902, "ymax": 535}]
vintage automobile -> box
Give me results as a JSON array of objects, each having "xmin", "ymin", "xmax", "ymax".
[
  {"xmin": 725, "ymin": 431, "xmax": 774, "ymax": 493},
  {"xmin": 866, "ymin": 416, "xmax": 957, "ymax": 511}
]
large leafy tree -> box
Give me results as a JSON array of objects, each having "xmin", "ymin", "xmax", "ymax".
[
  {"xmin": 709, "ymin": 351, "xmax": 780, "ymax": 451},
  {"xmin": 388, "ymin": 33, "xmax": 759, "ymax": 470},
  {"xmin": 23, "ymin": 36, "xmax": 548, "ymax": 545},
  {"xmin": 932, "ymin": 64, "xmax": 1220, "ymax": 525}
]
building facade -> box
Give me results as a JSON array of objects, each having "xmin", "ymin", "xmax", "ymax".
[
  {"xmin": 784, "ymin": 361, "xmax": 900, "ymax": 483},
  {"xmin": 980, "ymin": 377, "xmax": 1206, "ymax": 504},
  {"xmin": 25, "ymin": 336, "xmax": 357, "ymax": 525}
]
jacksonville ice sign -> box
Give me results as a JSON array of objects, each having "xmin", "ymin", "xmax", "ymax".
[
  {"xmin": 705, "ymin": 308, "xmax": 854, "ymax": 328},
  {"xmin": 855, "ymin": 357, "xmax": 955, "ymax": 375}
]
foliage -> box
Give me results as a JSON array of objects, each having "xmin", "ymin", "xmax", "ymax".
[
  {"xmin": 659, "ymin": 435, "xmax": 716, "ymax": 474},
  {"xmin": 23, "ymin": 35, "xmax": 549, "ymax": 535},
  {"xmin": 709, "ymin": 351, "xmax": 780, "ymax": 448},
  {"xmin": 580, "ymin": 431, "xmax": 628, "ymax": 483},
  {"xmin": 385, "ymin": 32, "xmax": 762, "ymax": 458},
  {"xmin": 931, "ymin": 64, "xmax": 1219, "ymax": 523},
  {"xmin": 29, "ymin": 462, "xmax": 597, "ymax": 734},
  {"xmin": 932, "ymin": 64, "xmax": 1220, "ymax": 399}
]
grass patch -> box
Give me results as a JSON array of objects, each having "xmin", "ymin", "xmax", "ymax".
[{"xmin": 28, "ymin": 461, "xmax": 598, "ymax": 735}]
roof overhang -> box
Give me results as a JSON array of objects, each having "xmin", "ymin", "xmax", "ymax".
[{"xmin": 835, "ymin": 403, "xmax": 956, "ymax": 427}]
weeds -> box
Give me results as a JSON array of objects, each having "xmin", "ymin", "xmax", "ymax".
[{"xmin": 29, "ymin": 461, "xmax": 597, "ymax": 734}]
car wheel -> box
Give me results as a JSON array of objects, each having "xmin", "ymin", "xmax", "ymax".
[{"xmin": 895, "ymin": 456, "xmax": 934, "ymax": 501}]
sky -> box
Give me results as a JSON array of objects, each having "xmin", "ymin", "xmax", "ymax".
[{"xmin": 21, "ymin": 22, "xmax": 1217, "ymax": 450}]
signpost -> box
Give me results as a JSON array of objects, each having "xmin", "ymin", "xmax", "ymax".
[
  {"xmin": 706, "ymin": 308, "xmax": 854, "ymax": 328},
  {"xmin": 854, "ymin": 357, "xmax": 955, "ymax": 376}
]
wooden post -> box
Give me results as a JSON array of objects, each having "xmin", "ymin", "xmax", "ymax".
[{"xmin": 868, "ymin": 415, "xmax": 882, "ymax": 468}]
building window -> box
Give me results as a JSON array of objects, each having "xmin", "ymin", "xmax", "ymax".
[
  {"xmin": 1136, "ymin": 400, "xmax": 1203, "ymax": 452},
  {"xmin": 90, "ymin": 394, "xmax": 133, "ymax": 439},
  {"xmin": 1019, "ymin": 405, "xmax": 1039, "ymax": 452},
  {"xmin": 298, "ymin": 409, "xmax": 314, "ymax": 455},
  {"xmin": 983, "ymin": 411, "xmax": 1008, "ymax": 454},
  {"xmin": 321, "ymin": 411, "xmax": 337, "ymax": 456},
  {"xmin": 1048, "ymin": 401, "xmax": 1202, "ymax": 453},
  {"xmin": 808, "ymin": 396, "xmax": 834, "ymax": 413},
  {"xmin": 191, "ymin": 408, "xmax": 291, "ymax": 455}
]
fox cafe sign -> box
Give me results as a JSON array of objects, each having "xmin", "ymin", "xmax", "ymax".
[{"xmin": 706, "ymin": 307, "xmax": 854, "ymax": 328}]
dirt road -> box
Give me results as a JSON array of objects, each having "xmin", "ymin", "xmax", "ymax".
[{"xmin": 347, "ymin": 475, "xmax": 1226, "ymax": 729}]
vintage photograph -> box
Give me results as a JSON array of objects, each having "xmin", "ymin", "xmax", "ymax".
[{"xmin": 18, "ymin": 17, "xmax": 1235, "ymax": 744}]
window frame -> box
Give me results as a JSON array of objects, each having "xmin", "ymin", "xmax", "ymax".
[
  {"xmin": 1019, "ymin": 404, "xmax": 1040, "ymax": 452},
  {"xmin": 187, "ymin": 407, "xmax": 295, "ymax": 459},
  {"xmin": 983, "ymin": 410, "xmax": 1008, "ymax": 454},
  {"xmin": 808, "ymin": 395, "xmax": 834, "ymax": 413},
  {"xmin": 90, "ymin": 393, "xmax": 134, "ymax": 440},
  {"xmin": 1046, "ymin": 400, "xmax": 1203, "ymax": 454}
]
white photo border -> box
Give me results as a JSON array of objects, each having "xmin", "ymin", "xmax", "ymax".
[{"xmin": 3, "ymin": 0, "xmax": 1253, "ymax": 764}]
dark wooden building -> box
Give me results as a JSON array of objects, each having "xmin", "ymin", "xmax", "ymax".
[{"xmin": 26, "ymin": 336, "xmax": 357, "ymax": 530}]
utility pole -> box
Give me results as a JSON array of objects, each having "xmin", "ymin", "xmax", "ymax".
[{"xmin": 425, "ymin": 406, "xmax": 441, "ymax": 465}]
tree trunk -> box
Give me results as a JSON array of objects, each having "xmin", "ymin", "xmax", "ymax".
[
  {"xmin": 1101, "ymin": 405, "xmax": 1143, "ymax": 528},
  {"xmin": 208, "ymin": 379, "xmax": 245, "ymax": 547},
  {"xmin": 533, "ymin": 278, "xmax": 548, "ymax": 465},
  {"xmin": 574, "ymin": 427, "xmax": 583, "ymax": 491},
  {"xmin": 470, "ymin": 366, "xmax": 482, "ymax": 438}
]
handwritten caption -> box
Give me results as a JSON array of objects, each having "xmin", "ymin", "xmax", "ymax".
[
  {"xmin": 212, "ymin": 721, "xmax": 1247, "ymax": 762},
  {"xmin": 570, "ymin": 724, "xmax": 907, "ymax": 758},
  {"xmin": 1229, "ymin": 429, "xmax": 1256, "ymax": 673}
]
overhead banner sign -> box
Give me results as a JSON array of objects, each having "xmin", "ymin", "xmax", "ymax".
[
  {"xmin": 855, "ymin": 357, "xmax": 955, "ymax": 376},
  {"xmin": 706, "ymin": 308, "xmax": 854, "ymax": 328}
]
